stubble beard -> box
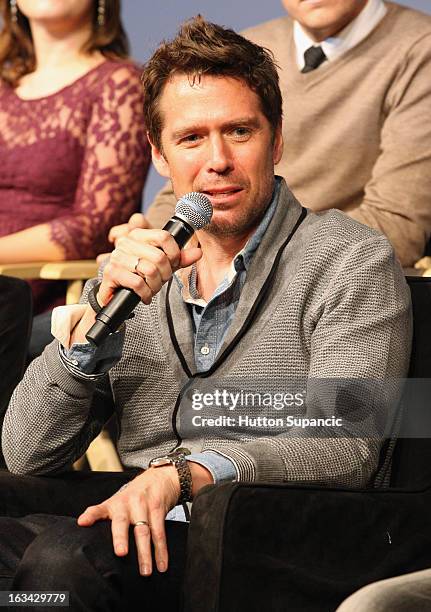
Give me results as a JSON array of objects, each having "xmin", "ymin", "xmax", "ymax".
[{"xmin": 203, "ymin": 186, "xmax": 274, "ymax": 239}]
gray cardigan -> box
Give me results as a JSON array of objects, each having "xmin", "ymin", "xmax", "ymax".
[{"xmin": 3, "ymin": 180, "xmax": 412, "ymax": 486}]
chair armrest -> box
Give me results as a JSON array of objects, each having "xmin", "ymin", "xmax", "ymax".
[
  {"xmin": 85, "ymin": 430, "xmax": 123, "ymax": 472},
  {"xmin": 0, "ymin": 260, "xmax": 98, "ymax": 304},
  {"xmin": 39, "ymin": 260, "xmax": 99, "ymax": 304},
  {"xmin": 0, "ymin": 262, "xmax": 47, "ymax": 279},
  {"xmin": 0, "ymin": 260, "xmax": 98, "ymax": 281},
  {"xmin": 39, "ymin": 260, "xmax": 98, "ymax": 280},
  {"xmin": 184, "ymin": 481, "xmax": 431, "ymax": 612}
]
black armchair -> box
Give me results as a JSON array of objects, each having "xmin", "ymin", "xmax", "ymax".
[
  {"xmin": 184, "ymin": 277, "xmax": 431, "ymax": 612},
  {"xmin": 0, "ymin": 276, "xmax": 32, "ymax": 469}
]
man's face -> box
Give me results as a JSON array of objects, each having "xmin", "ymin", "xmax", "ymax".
[
  {"xmin": 282, "ymin": 0, "xmax": 368, "ymax": 41},
  {"xmin": 150, "ymin": 74, "xmax": 283, "ymax": 239}
]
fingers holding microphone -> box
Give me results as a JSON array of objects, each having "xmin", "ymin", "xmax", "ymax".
[
  {"xmin": 87, "ymin": 192, "xmax": 212, "ymax": 346},
  {"xmin": 97, "ymin": 229, "xmax": 202, "ymax": 307}
]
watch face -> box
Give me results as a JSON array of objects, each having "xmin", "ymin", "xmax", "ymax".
[
  {"xmin": 149, "ymin": 447, "xmax": 191, "ymax": 468},
  {"xmin": 150, "ymin": 457, "xmax": 173, "ymax": 467}
]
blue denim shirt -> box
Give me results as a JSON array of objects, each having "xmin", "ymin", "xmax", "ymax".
[
  {"xmin": 60, "ymin": 179, "xmax": 280, "ymax": 519},
  {"xmin": 180, "ymin": 180, "xmax": 279, "ymax": 372}
]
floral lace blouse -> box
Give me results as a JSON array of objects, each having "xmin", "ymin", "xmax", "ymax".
[{"xmin": 0, "ymin": 60, "xmax": 150, "ymax": 313}]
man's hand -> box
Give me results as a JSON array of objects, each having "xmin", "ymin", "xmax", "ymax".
[
  {"xmin": 77, "ymin": 463, "xmax": 213, "ymax": 575},
  {"xmin": 71, "ymin": 215, "xmax": 202, "ymax": 345},
  {"xmin": 97, "ymin": 227, "xmax": 202, "ymax": 307}
]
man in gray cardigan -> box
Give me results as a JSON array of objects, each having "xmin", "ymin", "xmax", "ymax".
[{"xmin": 0, "ymin": 16, "xmax": 411, "ymax": 610}]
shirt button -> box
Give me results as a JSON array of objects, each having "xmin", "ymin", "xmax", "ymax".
[
  {"xmin": 200, "ymin": 345, "xmax": 210, "ymax": 355},
  {"xmin": 71, "ymin": 359, "xmax": 79, "ymax": 366}
]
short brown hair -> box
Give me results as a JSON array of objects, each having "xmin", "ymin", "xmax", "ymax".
[
  {"xmin": 141, "ymin": 15, "xmax": 283, "ymax": 151},
  {"xmin": 0, "ymin": 0, "xmax": 130, "ymax": 87}
]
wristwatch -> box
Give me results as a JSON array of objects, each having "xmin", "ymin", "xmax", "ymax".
[
  {"xmin": 87, "ymin": 281, "xmax": 134, "ymax": 320},
  {"xmin": 149, "ymin": 447, "xmax": 193, "ymax": 503},
  {"xmin": 88, "ymin": 282, "xmax": 103, "ymax": 313}
]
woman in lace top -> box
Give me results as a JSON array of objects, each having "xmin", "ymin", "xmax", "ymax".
[{"xmin": 0, "ymin": 0, "xmax": 150, "ymax": 313}]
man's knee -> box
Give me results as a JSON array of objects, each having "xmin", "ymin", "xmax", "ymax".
[{"xmin": 14, "ymin": 518, "xmax": 113, "ymax": 591}]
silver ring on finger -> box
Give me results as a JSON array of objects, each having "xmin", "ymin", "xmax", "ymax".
[
  {"xmin": 134, "ymin": 257, "xmax": 141, "ymax": 273},
  {"xmin": 134, "ymin": 520, "xmax": 150, "ymax": 528}
]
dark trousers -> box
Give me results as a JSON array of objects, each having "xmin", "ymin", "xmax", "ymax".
[
  {"xmin": 0, "ymin": 471, "xmax": 188, "ymax": 611},
  {"xmin": 0, "ymin": 277, "xmax": 32, "ymax": 468}
]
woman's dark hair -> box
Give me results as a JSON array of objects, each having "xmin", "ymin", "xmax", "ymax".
[
  {"xmin": 0, "ymin": 0, "xmax": 130, "ymax": 86},
  {"xmin": 141, "ymin": 15, "xmax": 283, "ymax": 151}
]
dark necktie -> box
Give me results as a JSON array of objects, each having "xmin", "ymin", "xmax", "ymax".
[{"xmin": 301, "ymin": 46, "xmax": 327, "ymax": 73}]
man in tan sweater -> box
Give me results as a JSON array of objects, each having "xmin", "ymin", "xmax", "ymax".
[{"xmin": 125, "ymin": 0, "xmax": 431, "ymax": 267}]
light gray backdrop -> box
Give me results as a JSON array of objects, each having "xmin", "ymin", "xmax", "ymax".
[{"xmin": 120, "ymin": 0, "xmax": 431, "ymax": 208}]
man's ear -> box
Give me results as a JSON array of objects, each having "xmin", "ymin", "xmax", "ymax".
[
  {"xmin": 147, "ymin": 132, "xmax": 170, "ymax": 178},
  {"xmin": 272, "ymin": 123, "xmax": 283, "ymax": 165}
]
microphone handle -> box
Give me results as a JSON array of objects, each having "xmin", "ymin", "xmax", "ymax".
[{"xmin": 85, "ymin": 217, "xmax": 194, "ymax": 347}]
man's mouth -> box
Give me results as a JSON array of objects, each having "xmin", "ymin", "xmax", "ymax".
[{"xmin": 201, "ymin": 187, "xmax": 243, "ymax": 201}]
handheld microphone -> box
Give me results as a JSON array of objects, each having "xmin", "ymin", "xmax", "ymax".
[{"xmin": 86, "ymin": 192, "xmax": 212, "ymax": 347}]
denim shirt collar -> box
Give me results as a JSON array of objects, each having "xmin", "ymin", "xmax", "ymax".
[{"xmin": 175, "ymin": 176, "xmax": 282, "ymax": 301}]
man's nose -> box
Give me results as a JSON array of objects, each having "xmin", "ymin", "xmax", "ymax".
[{"xmin": 205, "ymin": 135, "xmax": 233, "ymax": 174}]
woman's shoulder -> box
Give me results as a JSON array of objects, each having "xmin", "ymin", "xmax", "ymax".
[
  {"xmin": 90, "ymin": 58, "xmax": 143, "ymax": 84},
  {"xmin": 0, "ymin": 60, "xmax": 142, "ymax": 106},
  {"xmin": 83, "ymin": 58, "xmax": 143, "ymax": 100}
]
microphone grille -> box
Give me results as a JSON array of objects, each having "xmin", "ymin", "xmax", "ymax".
[{"xmin": 175, "ymin": 192, "xmax": 213, "ymax": 230}]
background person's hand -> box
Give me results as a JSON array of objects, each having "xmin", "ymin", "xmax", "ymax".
[
  {"xmin": 96, "ymin": 213, "xmax": 153, "ymax": 264},
  {"xmin": 108, "ymin": 213, "xmax": 152, "ymax": 245}
]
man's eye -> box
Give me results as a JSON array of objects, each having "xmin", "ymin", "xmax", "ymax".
[
  {"xmin": 182, "ymin": 134, "xmax": 201, "ymax": 143},
  {"xmin": 231, "ymin": 127, "xmax": 251, "ymax": 140}
]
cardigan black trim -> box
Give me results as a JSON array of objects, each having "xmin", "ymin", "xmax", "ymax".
[
  {"xmin": 166, "ymin": 206, "xmax": 307, "ymax": 380},
  {"xmin": 166, "ymin": 206, "xmax": 307, "ymax": 448}
]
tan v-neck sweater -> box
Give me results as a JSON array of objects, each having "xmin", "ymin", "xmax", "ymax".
[{"xmin": 147, "ymin": 2, "xmax": 431, "ymax": 267}]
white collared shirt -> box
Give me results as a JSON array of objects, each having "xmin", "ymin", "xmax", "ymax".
[{"xmin": 294, "ymin": 0, "xmax": 387, "ymax": 71}]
